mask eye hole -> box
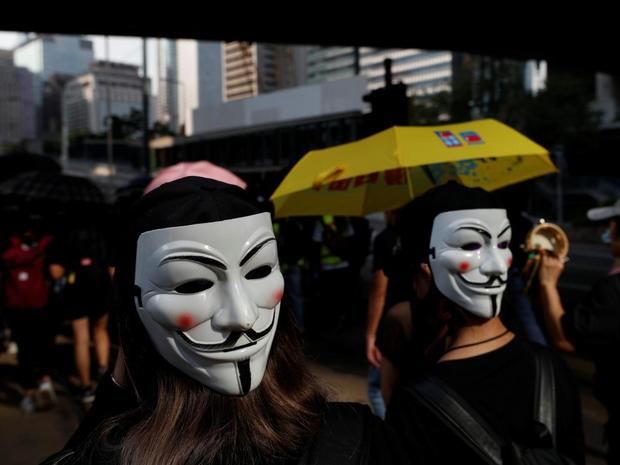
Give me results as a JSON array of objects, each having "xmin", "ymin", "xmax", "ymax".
[
  {"xmin": 498, "ymin": 241, "xmax": 510, "ymax": 250},
  {"xmin": 175, "ymin": 279, "xmax": 214, "ymax": 294},
  {"xmin": 461, "ymin": 242, "xmax": 481, "ymax": 251},
  {"xmin": 245, "ymin": 265, "xmax": 272, "ymax": 280}
]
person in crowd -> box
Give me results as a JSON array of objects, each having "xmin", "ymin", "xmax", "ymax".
[
  {"xmin": 48, "ymin": 222, "xmax": 114, "ymax": 404},
  {"xmin": 1, "ymin": 216, "xmax": 56, "ymax": 412},
  {"xmin": 385, "ymin": 182, "xmax": 584, "ymax": 465},
  {"xmin": 42, "ymin": 177, "xmax": 402, "ymax": 465},
  {"xmin": 366, "ymin": 210, "xmax": 410, "ymax": 417},
  {"xmin": 310, "ymin": 215, "xmax": 359, "ymax": 333},
  {"xmin": 537, "ymin": 199, "xmax": 620, "ymax": 464}
]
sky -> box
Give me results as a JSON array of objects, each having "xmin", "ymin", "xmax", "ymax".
[{"xmin": 0, "ymin": 31, "xmax": 160, "ymax": 94}]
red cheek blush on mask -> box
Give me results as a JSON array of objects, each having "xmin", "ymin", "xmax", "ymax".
[
  {"xmin": 176, "ymin": 313, "xmax": 194, "ymax": 330},
  {"xmin": 271, "ymin": 289, "xmax": 284, "ymax": 307}
]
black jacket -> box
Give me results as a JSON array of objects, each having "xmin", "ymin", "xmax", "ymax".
[{"xmin": 563, "ymin": 273, "xmax": 620, "ymax": 413}]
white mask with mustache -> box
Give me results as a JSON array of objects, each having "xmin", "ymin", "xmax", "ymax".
[
  {"xmin": 428, "ymin": 209, "xmax": 512, "ymax": 318},
  {"xmin": 134, "ymin": 212, "xmax": 284, "ymax": 395}
]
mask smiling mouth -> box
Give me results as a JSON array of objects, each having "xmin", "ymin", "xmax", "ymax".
[
  {"xmin": 457, "ymin": 274, "xmax": 507, "ymax": 289},
  {"xmin": 176, "ymin": 310, "xmax": 276, "ymax": 353}
]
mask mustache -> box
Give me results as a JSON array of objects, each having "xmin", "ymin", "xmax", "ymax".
[
  {"xmin": 458, "ymin": 274, "xmax": 507, "ymax": 287},
  {"xmin": 486, "ymin": 275, "xmax": 507, "ymax": 286},
  {"xmin": 176, "ymin": 311, "xmax": 276, "ymax": 353}
]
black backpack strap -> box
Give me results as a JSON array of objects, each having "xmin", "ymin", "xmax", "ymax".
[
  {"xmin": 409, "ymin": 376, "xmax": 504, "ymax": 465},
  {"xmin": 531, "ymin": 345, "xmax": 557, "ymax": 445}
]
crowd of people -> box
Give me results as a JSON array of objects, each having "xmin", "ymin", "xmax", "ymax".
[
  {"xmin": 0, "ymin": 211, "xmax": 115, "ymax": 410},
  {"xmin": 0, "ymin": 173, "xmax": 617, "ymax": 465}
]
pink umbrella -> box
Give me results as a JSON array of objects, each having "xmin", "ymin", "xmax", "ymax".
[{"xmin": 144, "ymin": 161, "xmax": 247, "ymax": 194}]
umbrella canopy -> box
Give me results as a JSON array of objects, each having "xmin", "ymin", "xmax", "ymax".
[
  {"xmin": 0, "ymin": 152, "xmax": 61, "ymax": 183},
  {"xmin": 271, "ymin": 119, "xmax": 557, "ymax": 217},
  {"xmin": 0, "ymin": 171, "xmax": 106, "ymax": 206},
  {"xmin": 0, "ymin": 172, "xmax": 109, "ymax": 232},
  {"xmin": 144, "ymin": 161, "xmax": 247, "ymax": 194}
]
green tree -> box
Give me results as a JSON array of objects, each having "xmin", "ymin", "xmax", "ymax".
[{"xmin": 509, "ymin": 71, "xmax": 597, "ymax": 149}]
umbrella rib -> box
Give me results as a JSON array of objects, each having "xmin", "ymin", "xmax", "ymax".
[
  {"xmin": 360, "ymin": 178, "xmax": 373, "ymax": 217},
  {"xmin": 392, "ymin": 128, "xmax": 415, "ymax": 201}
]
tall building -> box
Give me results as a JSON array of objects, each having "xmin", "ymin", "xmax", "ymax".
[
  {"xmin": 223, "ymin": 42, "xmax": 257, "ymax": 100},
  {"xmin": 63, "ymin": 61, "xmax": 151, "ymax": 135},
  {"xmin": 42, "ymin": 73, "xmax": 73, "ymax": 142},
  {"xmin": 157, "ymin": 40, "xmax": 301, "ymax": 136},
  {"xmin": 176, "ymin": 40, "xmax": 223, "ymax": 135},
  {"xmin": 157, "ymin": 39, "xmax": 180, "ymax": 131},
  {"xmin": 13, "ymin": 34, "xmax": 94, "ymax": 105},
  {"xmin": 223, "ymin": 42, "xmax": 299, "ymax": 101},
  {"xmin": 591, "ymin": 73, "xmax": 618, "ymax": 126},
  {"xmin": 157, "ymin": 39, "xmax": 223, "ymax": 136},
  {"xmin": 466, "ymin": 55, "xmax": 528, "ymax": 119},
  {"xmin": 306, "ymin": 47, "xmax": 452, "ymax": 97},
  {"xmin": 0, "ymin": 49, "xmax": 35, "ymax": 153},
  {"xmin": 12, "ymin": 34, "xmax": 94, "ymax": 138}
]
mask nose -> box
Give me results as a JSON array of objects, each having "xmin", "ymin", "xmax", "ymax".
[
  {"xmin": 479, "ymin": 247, "xmax": 509, "ymax": 277},
  {"xmin": 212, "ymin": 276, "xmax": 259, "ymax": 332}
]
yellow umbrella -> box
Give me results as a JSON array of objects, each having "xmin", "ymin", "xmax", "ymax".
[{"xmin": 271, "ymin": 119, "xmax": 557, "ymax": 217}]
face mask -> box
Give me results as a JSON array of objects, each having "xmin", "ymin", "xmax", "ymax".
[
  {"xmin": 602, "ymin": 228, "xmax": 612, "ymax": 244},
  {"xmin": 134, "ymin": 212, "xmax": 284, "ymax": 395},
  {"xmin": 428, "ymin": 209, "xmax": 512, "ymax": 318}
]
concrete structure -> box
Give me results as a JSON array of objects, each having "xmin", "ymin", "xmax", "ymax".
[
  {"xmin": 156, "ymin": 39, "xmax": 180, "ymax": 131},
  {"xmin": 590, "ymin": 73, "xmax": 618, "ymax": 127},
  {"xmin": 11, "ymin": 34, "xmax": 94, "ymax": 139},
  {"xmin": 192, "ymin": 75, "xmax": 367, "ymax": 134},
  {"xmin": 306, "ymin": 47, "xmax": 452, "ymax": 97},
  {"xmin": 13, "ymin": 34, "xmax": 94, "ymax": 106},
  {"xmin": 0, "ymin": 49, "xmax": 35, "ymax": 153},
  {"xmin": 63, "ymin": 61, "xmax": 152, "ymax": 135},
  {"xmin": 157, "ymin": 39, "xmax": 223, "ymax": 135},
  {"xmin": 524, "ymin": 60, "xmax": 548, "ymax": 95},
  {"xmin": 224, "ymin": 42, "xmax": 299, "ymax": 101},
  {"xmin": 157, "ymin": 40, "xmax": 303, "ymax": 136}
]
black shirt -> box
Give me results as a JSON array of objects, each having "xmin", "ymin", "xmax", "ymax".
[
  {"xmin": 563, "ymin": 273, "xmax": 620, "ymax": 413},
  {"xmin": 387, "ymin": 337, "xmax": 585, "ymax": 465},
  {"xmin": 371, "ymin": 226, "xmax": 410, "ymax": 312},
  {"xmin": 376, "ymin": 294, "xmax": 446, "ymax": 385}
]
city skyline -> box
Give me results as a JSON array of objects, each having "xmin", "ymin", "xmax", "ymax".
[{"xmin": 0, "ymin": 31, "xmax": 160, "ymax": 95}]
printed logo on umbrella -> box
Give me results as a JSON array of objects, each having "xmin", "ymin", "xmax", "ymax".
[
  {"xmin": 435, "ymin": 131, "xmax": 462, "ymax": 147},
  {"xmin": 435, "ymin": 130, "xmax": 485, "ymax": 147},
  {"xmin": 460, "ymin": 131, "xmax": 485, "ymax": 145},
  {"xmin": 316, "ymin": 169, "xmax": 407, "ymax": 192}
]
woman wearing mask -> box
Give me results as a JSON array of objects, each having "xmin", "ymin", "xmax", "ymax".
[
  {"xmin": 385, "ymin": 182, "xmax": 584, "ymax": 465},
  {"xmin": 42, "ymin": 177, "xmax": 399, "ymax": 465}
]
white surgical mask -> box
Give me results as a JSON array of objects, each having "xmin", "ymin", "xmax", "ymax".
[
  {"xmin": 134, "ymin": 212, "xmax": 284, "ymax": 395},
  {"xmin": 428, "ymin": 209, "xmax": 512, "ymax": 318}
]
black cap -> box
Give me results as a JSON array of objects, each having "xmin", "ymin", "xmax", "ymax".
[
  {"xmin": 128, "ymin": 176, "xmax": 264, "ymax": 238},
  {"xmin": 397, "ymin": 181, "xmax": 505, "ymax": 265}
]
